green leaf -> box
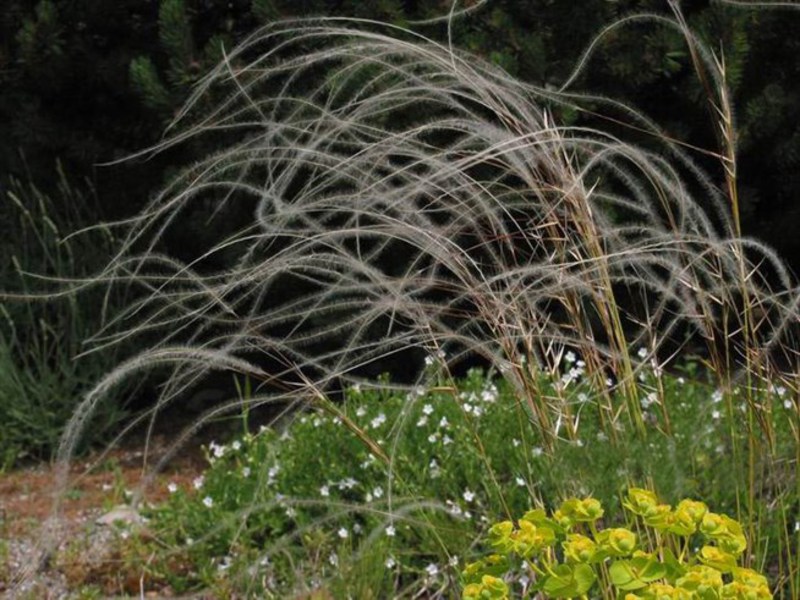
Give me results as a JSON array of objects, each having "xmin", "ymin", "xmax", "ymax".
[
  {"xmin": 610, "ymin": 557, "xmax": 666, "ymax": 591},
  {"xmin": 543, "ymin": 563, "xmax": 596, "ymax": 598},
  {"xmin": 661, "ymin": 547, "xmax": 687, "ymax": 583}
]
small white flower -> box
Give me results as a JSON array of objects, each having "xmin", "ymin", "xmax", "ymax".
[
  {"xmin": 120, "ymin": 529, "xmax": 130, "ymax": 540},
  {"xmin": 785, "ymin": 399, "xmax": 794, "ymax": 410},
  {"xmin": 385, "ymin": 525, "xmax": 396, "ymax": 537},
  {"xmin": 339, "ymin": 477, "xmax": 358, "ymax": 490},
  {"xmin": 712, "ymin": 410, "xmax": 721, "ymax": 420},
  {"xmin": 337, "ymin": 527, "xmax": 348, "ymax": 539},
  {"xmin": 372, "ymin": 486, "xmax": 384, "ymax": 499},
  {"xmin": 370, "ymin": 412, "xmax": 387, "ymax": 429},
  {"xmin": 353, "ymin": 523, "xmax": 362, "ymax": 534},
  {"xmin": 439, "ymin": 416, "xmax": 449, "ymax": 428},
  {"xmin": 443, "ymin": 435, "xmax": 453, "ymax": 445},
  {"xmin": 428, "ymin": 433, "xmax": 438, "ymax": 443},
  {"xmin": 641, "ymin": 392, "xmax": 658, "ymax": 409},
  {"xmin": 776, "ymin": 385, "xmax": 787, "ymax": 397},
  {"xmin": 449, "ymin": 555, "xmax": 459, "ymax": 567},
  {"xmin": 565, "ymin": 351, "xmax": 576, "ymax": 364},
  {"xmin": 329, "ymin": 553, "xmax": 339, "ymax": 566},
  {"xmin": 356, "ymin": 406, "xmax": 367, "ymax": 418},
  {"xmin": 712, "ymin": 389, "xmax": 724, "ymax": 404},
  {"xmin": 231, "ymin": 440, "xmax": 242, "ymax": 451},
  {"xmin": 320, "ymin": 485, "xmax": 330, "ymax": 497},
  {"xmin": 192, "ymin": 476, "xmax": 204, "ymax": 490},
  {"xmin": 242, "ymin": 466, "xmax": 251, "ymax": 477},
  {"xmin": 385, "ymin": 556, "xmax": 396, "ymax": 569},
  {"xmin": 577, "ymin": 392, "xmax": 588, "ymax": 403},
  {"xmin": 532, "ymin": 447, "xmax": 543, "ymax": 457},
  {"xmin": 416, "ymin": 415, "xmax": 428, "ymax": 427},
  {"xmin": 313, "ymin": 416, "xmax": 322, "ymax": 427},
  {"xmin": 425, "ymin": 563, "xmax": 439, "ymax": 577},
  {"xmin": 210, "ymin": 442, "xmax": 225, "ymax": 458},
  {"xmin": 424, "ymin": 354, "xmax": 435, "ymax": 367},
  {"xmin": 463, "ymin": 489, "xmax": 475, "ymax": 503},
  {"xmin": 202, "ymin": 496, "xmax": 214, "ymax": 508},
  {"xmin": 637, "ymin": 347, "xmax": 648, "ymax": 359},
  {"xmin": 285, "ymin": 507, "xmax": 297, "ymax": 518},
  {"xmin": 512, "ymin": 438, "xmax": 520, "ymax": 448},
  {"xmin": 515, "ymin": 476, "xmax": 526, "ymax": 487},
  {"xmin": 167, "ymin": 482, "xmax": 178, "ymax": 494},
  {"xmin": 422, "ymin": 404, "xmax": 434, "ymax": 415},
  {"xmin": 481, "ymin": 385, "xmax": 498, "ymax": 402},
  {"xmin": 678, "ymin": 377, "xmax": 686, "ymax": 385}
]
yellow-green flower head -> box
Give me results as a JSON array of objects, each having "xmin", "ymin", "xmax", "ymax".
[
  {"xmin": 563, "ymin": 533, "xmax": 598, "ymax": 563},
  {"xmin": 463, "ymin": 575, "xmax": 510, "ymax": 600},
  {"xmin": 554, "ymin": 507, "xmax": 574, "ymax": 529},
  {"xmin": 625, "ymin": 488, "xmax": 659, "ymax": 516},
  {"xmin": 643, "ymin": 504, "xmax": 673, "ymax": 530},
  {"xmin": 558, "ymin": 497, "xmax": 604, "ymax": 523},
  {"xmin": 511, "ymin": 519, "xmax": 555, "ymax": 558},
  {"xmin": 699, "ymin": 546, "xmax": 738, "ymax": 573},
  {"xmin": 597, "ymin": 527, "xmax": 637, "ymax": 557},
  {"xmin": 488, "ymin": 521, "xmax": 515, "ymax": 554},
  {"xmin": 667, "ymin": 507, "xmax": 697, "ymax": 537},
  {"xmin": 717, "ymin": 517, "xmax": 747, "ymax": 555},
  {"xmin": 643, "ymin": 582, "xmax": 692, "ymax": 600},
  {"xmin": 700, "ymin": 513, "xmax": 728, "ymax": 537},
  {"xmin": 733, "ymin": 568, "xmax": 769, "ymax": 590},
  {"xmin": 677, "ymin": 565, "xmax": 724, "ymax": 600},
  {"xmin": 722, "ymin": 581, "xmax": 772, "ymax": 600},
  {"xmin": 676, "ymin": 499, "xmax": 708, "ymax": 524},
  {"xmin": 700, "ymin": 514, "xmax": 747, "ymax": 555},
  {"xmin": 522, "ymin": 507, "xmax": 561, "ymax": 532}
]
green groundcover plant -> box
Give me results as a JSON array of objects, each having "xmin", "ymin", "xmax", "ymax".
[
  {"xmin": 464, "ymin": 488, "xmax": 770, "ymax": 600},
  {"xmin": 81, "ymin": 364, "xmax": 794, "ymax": 598}
]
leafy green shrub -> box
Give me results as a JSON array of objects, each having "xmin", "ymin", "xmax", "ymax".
[
  {"xmin": 131, "ymin": 366, "xmax": 795, "ymax": 597},
  {"xmin": 463, "ymin": 488, "xmax": 770, "ymax": 600}
]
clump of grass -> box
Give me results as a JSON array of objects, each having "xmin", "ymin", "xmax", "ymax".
[
  {"xmin": 0, "ymin": 168, "xmax": 131, "ymax": 468},
  {"xmin": 9, "ymin": 5, "xmax": 800, "ymax": 596}
]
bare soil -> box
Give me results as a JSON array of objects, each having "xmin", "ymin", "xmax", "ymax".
[{"xmin": 1, "ymin": 434, "xmax": 210, "ymax": 598}]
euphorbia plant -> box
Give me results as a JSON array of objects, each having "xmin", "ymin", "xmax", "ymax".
[{"xmin": 462, "ymin": 488, "xmax": 771, "ymax": 600}]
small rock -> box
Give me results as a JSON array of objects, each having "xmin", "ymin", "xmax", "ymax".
[{"xmin": 95, "ymin": 504, "xmax": 142, "ymax": 527}]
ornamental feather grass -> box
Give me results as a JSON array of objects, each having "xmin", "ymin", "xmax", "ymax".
[{"xmin": 8, "ymin": 6, "xmax": 800, "ymax": 594}]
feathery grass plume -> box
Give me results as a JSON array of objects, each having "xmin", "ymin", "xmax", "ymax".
[
  {"xmin": 58, "ymin": 14, "xmax": 799, "ymax": 462},
  {"xmin": 13, "ymin": 10, "xmax": 800, "ymax": 594}
]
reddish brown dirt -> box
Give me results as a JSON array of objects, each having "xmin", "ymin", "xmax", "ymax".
[{"xmin": 0, "ymin": 434, "xmax": 208, "ymax": 540}]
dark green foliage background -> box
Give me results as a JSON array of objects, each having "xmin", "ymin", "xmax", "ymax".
[{"xmin": 2, "ymin": 1, "xmax": 799, "ymax": 258}]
